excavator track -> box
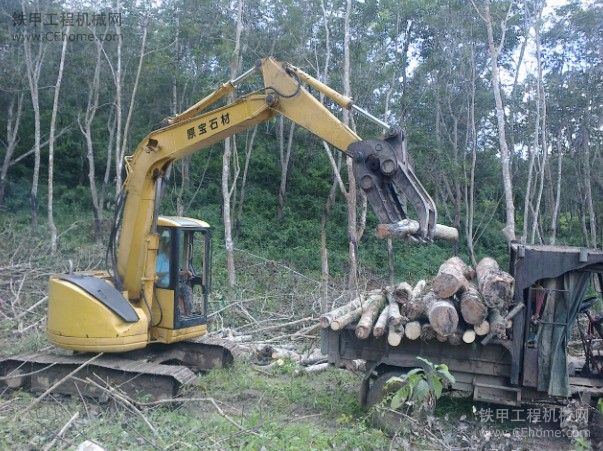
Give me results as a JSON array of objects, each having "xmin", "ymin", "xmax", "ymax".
[{"xmin": 0, "ymin": 338, "xmax": 247, "ymax": 401}]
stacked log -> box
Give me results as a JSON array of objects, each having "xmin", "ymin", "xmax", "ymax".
[
  {"xmin": 475, "ymin": 257, "xmax": 514, "ymax": 309},
  {"xmin": 356, "ymin": 293, "xmax": 386, "ymax": 339},
  {"xmin": 318, "ymin": 256, "xmax": 515, "ymax": 347}
]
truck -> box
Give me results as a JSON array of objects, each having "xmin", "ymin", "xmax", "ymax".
[{"xmin": 322, "ymin": 243, "xmax": 603, "ymax": 409}]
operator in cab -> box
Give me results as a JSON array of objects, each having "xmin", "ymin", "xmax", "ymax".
[
  {"xmin": 156, "ymin": 231, "xmax": 171, "ymax": 288},
  {"xmin": 155, "ymin": 230, "xmax": 194, "ymax": 316}
]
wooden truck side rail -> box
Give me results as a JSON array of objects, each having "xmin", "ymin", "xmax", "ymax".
[{"xmin": 321, "ymin": 326, "xmax": 524, "ymax": 406}]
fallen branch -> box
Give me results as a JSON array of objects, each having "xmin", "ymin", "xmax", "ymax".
[
  {"xmin": 43, "ymin": 411, "xmax": 79, "ymax": 451},
  {"xmin": 20, "ymin": 353, "xmax": 103, "ymax": 416},
  {"xmin": 138, "ymin": 397, "xmax": 260, "ymax": 437},
  {"xmin": 79, "ymin": 376, "xmax": 160, "ymax": 440}
]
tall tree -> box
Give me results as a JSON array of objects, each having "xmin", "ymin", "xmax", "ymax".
[
  {"xmin": 78, "ymin": 37, "xmax": 104, "ymax": 240},
  {"xmin": 47, "ymin": 26, "xmax": 70, "ymax": 253},
  {"xmin": 222, "ymin": 0, "xmax": 244, "ymax": 287},
  {"xmin": 21, "ymin": 0, "xmax": 46, "ymax": 231},
  {"xmin": 473, "ymin": 0, "xmax": 516, "ymax": 241},
  {"xmin": 342, "ymin": 0, "xmax": 360, "ymax": 288}
]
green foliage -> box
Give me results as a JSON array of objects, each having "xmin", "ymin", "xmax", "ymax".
[{"xmin": 386, "ymin": 357, "xmax": 455, "ymax": 415}]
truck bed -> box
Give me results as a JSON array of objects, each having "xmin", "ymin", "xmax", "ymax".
[{"xmin": 322, "ymin": 326, "xmax": 528, "ymax": 406}]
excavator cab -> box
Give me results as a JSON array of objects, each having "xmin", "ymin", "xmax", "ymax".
[{"xmin": 151, "ymin": 216, "xmax": 212, "ymax": 341}]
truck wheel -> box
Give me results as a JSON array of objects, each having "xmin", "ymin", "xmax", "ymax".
[
  {"xmin": 367, "ymin": 370, "xmax": 404, "ymax": 407},
  {"xmin": 367, "ymin": 370, "xmax": 406, "ymax": 436}
]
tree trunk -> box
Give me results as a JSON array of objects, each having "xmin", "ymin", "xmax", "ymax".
[
  {"xmin": 22, "ymin": 5, "xmax": 45, "ymax": 232},
  {"xmin": 235, "ymin": 126, "xmax": 257, "ymax": 235},
  {"xmin": 522, "ymin": 144, "xmax": 536, "ymax": 243},
  {"xmin": 319, "ymin": 296, "xmax": 363, "ymax": 328},
  {"xmin": 387, "ymin": 239, "xmax": 395, "ymax": 285},
  {"xmin": 100, "ymin": 110, "xmax": 115, "ymax": 215},
  {"xmin": 550, "ymin": 135, "xmax": 563, "ymax": 245},
  {"xmin": 320, "ymin": 196, "xmax": 333, "ymax": 311},
  {"xmin": 480, "ymin": 0, "xmax": 516, "ymax": 240},
  {"xmin": 318, "ymin": 0, "xmax": 335, "ymax": 311},
  {"xmin": 176, "ymin": 158, "xmax": 190, "ymax": 217},
  {"xmin": 113, "ymin": 0, "xmax": 123, "ymax": 193},
  {"xmin": 582, "ymin": 130, "xmax": 597, "ymax": 248},
  {"xmin": 47, "ymin": 26, "xmax": 69, "ymax": 254},
  {"xmin": 222, "ymin": 0, "xmax": 244, "ymax": 287},
  {"xmin": 79, "ymin": 40, "xmax": 103, "ymax": 240},
  {"xmin": 223, "ymin": 140, "xmax": 237, "ymax": 287},
  {"xmin": 530, "ymin": 6, "xmax": 547, "ymax": 245},
  {"xmin": 373, "ymin": 307, "xmax": 390, "ymax": 337},
  {"xmin": 331, "ymin": 307, "xmax": 362, "ymax": 331},
  {"xmin": 343, "ymin": 0, "xmax": 359, "ymax": 289},
  {"xmin": 277, "ymin": 117, "xmax": 295, "ymax": 220},
  {"xmin": 118, "ymin": 23, "xmax": 147, "ymax": 193},
  {"xmin": 464, "ymin": 41, "xmax": 478, "ymax": 265},
  {"xmin": 0, "ymin": 94, "xmax": 23, "ymax": 206},
  {"xmin": 387, "ymin": 302, "xmax": 403, "ymax": 326}
]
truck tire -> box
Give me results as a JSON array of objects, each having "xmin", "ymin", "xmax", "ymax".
[
  {"xmin": 367, "ymin": 370, "xmax": 406, "ymax": 436},
  {"xmin": 367, "ymin": 370, "xmax": 404, "ymax": 407}
]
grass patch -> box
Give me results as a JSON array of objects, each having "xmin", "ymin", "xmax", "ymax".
[{"xmin": 0, "ymin": 363, "xmax": 390, "ymax": 450}]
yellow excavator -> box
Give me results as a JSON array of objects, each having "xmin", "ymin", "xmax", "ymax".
[{"xmin": 0, "ymin": 57, "xmax": 436, "ymax": 399}]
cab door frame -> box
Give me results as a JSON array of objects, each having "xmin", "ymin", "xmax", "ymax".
[{"xmin": 156, "ymin": 225, "xmax": 211, "ymax": 330}]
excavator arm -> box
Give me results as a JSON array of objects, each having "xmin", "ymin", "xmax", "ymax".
[{"xmin": 115, "ymin": 57, "xmax": 436, "ymax": 303}]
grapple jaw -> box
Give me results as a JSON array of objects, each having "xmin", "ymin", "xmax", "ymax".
[{"xmin": 348, "ymin": 130, "xmax": 437, "ymax": 240}]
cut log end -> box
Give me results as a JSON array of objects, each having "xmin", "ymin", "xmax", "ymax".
[
  {"xmin": 462, "ymin": 329, "xmax": 476, "ymax": 344},
  {"xmin": 460, "ymin": 283, "xmax": 488, "ymax": 325},
  {"xmin": 387, "ymin": 324, "xmax": 405, "ymax": 347},
  {"xmin": 476, "ymin": 257, "xmax": 515, "ymax": 309},
  {"xmin": 448, "ymin": 330, "xmax": 463, "ymax": 346},
  {"xmin": 432, "ymin": 257, "xmax": 470, "ymax": 298},
  {"xmin": 331, "ymin": 307, "xmax": 362, "ymax": 331},
  {"xmin": 474, "ymin": 320, "xmax": 490, "ymax": 336},
  {"xmin": 427, "ymin": 299, "xmax": 459, "ymax": 337},
  {"xmin": 319, "ymin": 316, "xmax": 331, "ymax": 329},
  {"xmin": 404, "ymin": 321, "xmax": 421, "ymax": 340}
]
